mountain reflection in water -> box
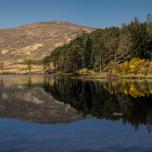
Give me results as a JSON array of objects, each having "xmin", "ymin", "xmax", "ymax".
[
  {"xmin": 0, "ymin": 75, "xmax": 152, "ymax": 131},
  {"xmin": 0, "ymin": 75, "xmax": 82, "ymax": 124}
]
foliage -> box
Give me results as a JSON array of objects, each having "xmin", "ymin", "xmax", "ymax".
[
  {"xmin": 106, "ymin": 58, "xmax": 152, "ymax": 75},
  {"xmin": 43, "ymin": 15, "xmax": 152, "ymax": 74},
  {"xmin": 21, "ymin": 59, "xmax": 41, "ymax": 73},
  {"xmin": 0, "ymin": 61, "xmax": 4, "ymax": 70}
]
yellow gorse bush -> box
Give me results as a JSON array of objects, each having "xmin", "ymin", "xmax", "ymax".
[{"xmin": 107, "ymin": 58, "xmax": 152, "ymax": 75}]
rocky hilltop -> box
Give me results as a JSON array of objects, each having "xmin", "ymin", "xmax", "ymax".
[{"xmin": 0, "ymin": 21, "xmax": 93, "ymax": 73}]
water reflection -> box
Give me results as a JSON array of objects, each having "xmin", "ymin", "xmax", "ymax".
[
  {"xmin": 0, "ymin": 75, "xmax": 82, "ymax": 124},
  {"xmin": 0, "ymin": 75, "xmax": 152, "ymax": 131},
  {"xmin": 43, "ymin": 77, "xmax": 152, "ymax": 130},
  {"xmin": 0, "ymin": 75, "xmax": 152, "ymax": 152}
]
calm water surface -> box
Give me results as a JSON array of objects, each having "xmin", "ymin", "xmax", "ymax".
[{"xmin": 0, "ymin": 75, "xmax": 152, "ymax": 152}]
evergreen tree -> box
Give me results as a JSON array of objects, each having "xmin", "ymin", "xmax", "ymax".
[
  {"xmin": 84, "ymin": 36, "xmax": 92, "ymax": 68},
  {"xmin": 128, "ymin": 18, "xmax": 152, "ymax": 59}
]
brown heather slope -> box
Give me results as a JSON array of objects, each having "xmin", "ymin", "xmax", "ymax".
[{"xmin": 0, "ymin": 21, "xmax": 93, "ymax": 74}]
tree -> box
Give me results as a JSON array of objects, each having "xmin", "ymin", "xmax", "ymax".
[
  {"xmin": 83, "ymin": 36, "xmax": 92, "ymax": 68},
  {"xmin": 146, "ymin": 13, "xmax": 152, "ymax": 38},
  {"xmin": 146, "ymin": 13, "xmax": 152, "ymax": 24},
  {"xmin": 116, "ymin": 24, "xmax": 130, "ymax": 62},
  {"xmin": 22, "ymin": 59, "xmax": 33, "ymax": 73},
  {"xmin": 0, "ymin": 61, "xmax": 4, "ymax": 70},
  {"xmin": 128, "ymin": 19, "xmax": 152, "ymax": 59},
  {"xmin": 43, "ymin": 56, "xmax": 53, "ymax": 73}
]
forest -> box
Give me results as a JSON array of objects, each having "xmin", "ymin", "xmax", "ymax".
[{"xmin": 43, "ymin": 15, "xmax": 152, "ymax": 76}]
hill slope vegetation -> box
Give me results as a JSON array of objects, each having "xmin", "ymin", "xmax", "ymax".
[{"xmin": 45, "ymin": 15, "xmax": 152, "ymax": 77}]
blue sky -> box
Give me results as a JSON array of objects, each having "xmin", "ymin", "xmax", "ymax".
[{"xmin": 0, "ymin": 0, "xmax": 152, "ymax": 28}]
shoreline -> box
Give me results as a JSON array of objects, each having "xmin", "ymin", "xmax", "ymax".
[
  {"xmin": 55, "ymin": 72, "xmax": 152, "ymax": 80},
  {"xmin": 0, "ymin": 72, "xmax": 152, "ymax": 80}
]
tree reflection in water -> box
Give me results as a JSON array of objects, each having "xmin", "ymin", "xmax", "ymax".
[
  {"xmin": 0, "ymin": 76, "xmax": 152, "ymax": 132},
  {"xmin": 43, "ymin": 76, "xmax": 152, "ymax": 131}
]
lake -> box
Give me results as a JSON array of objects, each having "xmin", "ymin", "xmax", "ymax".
[{"xmin": 0, "ymin": 75, "xmax": 152, "ymax": 152}]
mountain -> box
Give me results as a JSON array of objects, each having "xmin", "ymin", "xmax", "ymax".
[{"xmin": 0, "ymin": 21, "xmax": 93, "ymax": 74}]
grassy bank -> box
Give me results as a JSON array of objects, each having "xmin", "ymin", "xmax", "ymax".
[{"xmin": 55, "ymin": 68, "xmax": 152, "ymax": 80}]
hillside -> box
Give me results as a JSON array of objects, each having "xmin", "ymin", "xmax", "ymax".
[{"xmin": 0, "ymin": 21, "xmax": 93, "ymax": 74}]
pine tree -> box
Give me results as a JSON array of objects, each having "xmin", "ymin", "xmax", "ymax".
[
  {"xmin": 84, "ymin": 36, "xmax": 92, "ymax": 68},
  {"xmin": 128, "ymin": 18, "xmax": 152, "ymax": 59}
]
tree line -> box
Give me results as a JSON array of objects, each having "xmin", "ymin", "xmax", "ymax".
[{"xmin": 43, "ymin": 15, "xmax": 152, "ymax": 73}]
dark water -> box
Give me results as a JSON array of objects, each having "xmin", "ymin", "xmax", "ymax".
[{"xmin": 0, "ymin": 75, "xmax": 152, "ymax": 152}]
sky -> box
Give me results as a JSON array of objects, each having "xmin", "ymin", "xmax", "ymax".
[{"xmin": 0, "ymin": 0, "xmax": 152, "ymax": 28}]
